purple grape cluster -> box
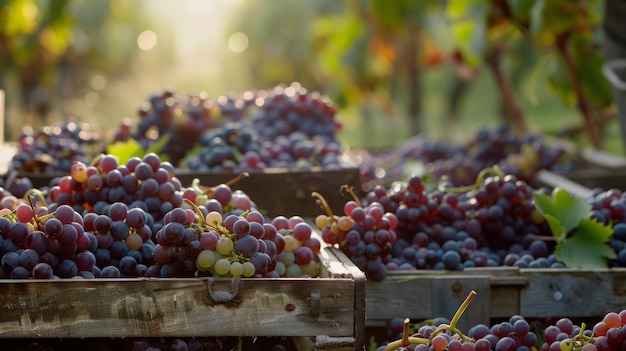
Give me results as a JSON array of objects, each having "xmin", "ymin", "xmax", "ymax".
[
  {"xmin": 357, "ymin": 174, "xmax": 561, "ymax": 273},
  {"xmin": 249, "ymin": 82, "xmax": 341, "ymax": 143},
  {"xmin": 378, "ymin": 314, "xmax": 538, "ymax": 351},
  {"xmin": 313, "ymin": 193, "xmax": 399, "ymax": 281},
  {"xmin": 0, "ymin": 152, "xmax": 323, "ymax": 280},
  {"xmin": 126, "ymin": 90, "xmax": 218, "ymax": 167},
  {"xmin": 9, "ymin": 119, "xmax": 103, "ymax": 174},
  {"xmin": 0, "ymin": 201, "xmax": 154, "ymax": 279},
  {"xmin": 353, "ymin": 124, "xmax": 571, "ymax": 192},
  {"xmin": 183, "ymin": 123, "xmax": 344, "ymax": 172},
  {"xmin": 539, "ymin": 311, "xmax": 626, "ymax": 351}
]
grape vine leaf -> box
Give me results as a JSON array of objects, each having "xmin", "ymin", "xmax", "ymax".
[
  {"xmin": 554, "ymin": 218, "xmax": 615, "ymax": 269},
  {"xmin": 532, "ymin": 188, "xmax": 590, "ymax": 237},
  {"xmin": 106, "ymin": 139, "xmax": 144, "ymax": 165},
  {"xmin": 106, "ymin": 134, "xmax": 171, "ymax": 165},
  {"xmin": 533, "ymin": 188, "xmax": 614, "ymax": 268}
]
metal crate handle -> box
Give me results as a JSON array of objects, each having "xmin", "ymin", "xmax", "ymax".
[{"xmin": 206, "ymin": 276, "xmax": 241, "ymax": 305}]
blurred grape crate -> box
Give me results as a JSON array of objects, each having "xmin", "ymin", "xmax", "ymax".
[
  {"xmin": 536, "ymin": 149, "xmax": 626, "ymax": 191},
  {"xmin": 365, "ymin": 267, "xmax": 626, "ymax": 330},
  {"xmin": 0, "ymin": 243, "xmax": 366, "ymax": 351}
]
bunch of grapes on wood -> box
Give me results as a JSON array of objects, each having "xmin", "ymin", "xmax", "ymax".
[{"xmin": 312, "ymin": 185, "xmax": 398, "ymax": 281}]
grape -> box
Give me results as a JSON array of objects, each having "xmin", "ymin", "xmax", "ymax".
[
  {"xmin": 229, "ymin": 261, "xmax": 244, "ymax": 276},
  {"xmin": 15, "ymin": 203, "xmax": 34, "ymax": 223},
  {"xmin": 236, "ymin": 235, "xmax": 259, "ymax": 258},
  {"xmin": 32, "ymin": 262, "xmax": 54, "ymax": 279},
  {"xmin": 216, "ymin": 237, "xmax": 234, "ymax": 256},
  {"xmin": 197, "ymin": 250, "xmax": 216, "ymax": 270},
  {"xmin": 241, "ymin": 261, "xmax": 256, "ymax": 277},
  {"xmin": 431, "ymin": 335, "xmax": 448, "ymax": 351},
  {"xmin": 214, "ymin": 258, "xmax": 231, "ymax": 275},
  {"xmin": 294, "ymin": 246, "xmax": 313, "ymax": 265}
]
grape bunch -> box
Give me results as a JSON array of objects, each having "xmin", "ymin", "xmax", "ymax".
[
  {"xmin": 353, "ymin": 124, "xmax": 572, "ymax": 193},
  {"xmin": 358, "ymin": 171, "xmax": 560, "ymax": 273},
  {"xmin": 9, "ymin": 119, "xmax": 103, "ymax": 174},
  {"xmin": 378, "ymin": 292, "xmax": 538, "ymax": 351},
  {"xmin": 249, "ymin": 82, "xmax": 341, "ymax": 143},
  {"xmin": 49, "ymin": 153, "xmax": 184, "ymax": 233},
  {"xmin": 313, "ymin": 186, "xmax": 398, "ymax": 281},
  {"xmin": 380, "ymin": 316, "xmax": 538, "ymax": 351},
  {"xmin": 0, "ymin": 197, "xmax": 155, "ymax": 279},
  {"xmin": 127, "ymin": 90, "xmax": 218, "ymax": 167},
  {"xmin": 182, "ymin": 123, "xmax": 344, "ymax": 172},
  {"xmin": 149, "ymin": 201, "xmax": 321, "ymax": 278},
  {"xmin": 539, "ymin": 311, "xmax": 626, "ymax": 351}
]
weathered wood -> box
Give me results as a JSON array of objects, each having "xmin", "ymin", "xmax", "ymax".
[
  {"xmin": 0, "ymin": 277, "xmax": 355, "ymax": 339},
  {"xmin": 520, "ymin": 268, "xmax": 626, "ymax": 318},
  {"xmin": 0, "ymin": 243, "xmax": 365, "ymax": 351},
  {"xmin": 366, "ymin": 267, "xmax": 529, "ymax": 327},
  {"xmin": 535, "ymin": 170, "xmax": 595, "ymax": 198},
  {"xmin": 581, "ymin": 149, "xmax": 626, "ymax": 170}
]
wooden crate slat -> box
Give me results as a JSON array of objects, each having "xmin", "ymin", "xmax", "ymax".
[
  {"xmin": 520, "ymin": 268, "xmax": 626, "ymax": 317},
  {"xmin": 0, "ymin": 277, "xmax": 355, "ymax": 339}
]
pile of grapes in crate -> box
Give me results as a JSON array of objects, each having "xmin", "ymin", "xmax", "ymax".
[
  {"xmin": 312, "ymin": 162, "xmax": 626, "ymax": 281},
  {"xmin": 377, "ymin": 291, "xmax": 626, "ymax": 351},
  {"xmin": 0, "ymin": 152, "xmax": 322, "ymax": 280},
  {"xmin": 351, "ymin": 124, "xmax": 575, "ymax": 192},
  {"xmin": 8, "ymin": 82, "xmax": 347, "ymax": 176}
]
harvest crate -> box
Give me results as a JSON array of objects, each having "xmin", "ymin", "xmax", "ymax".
[
  {"xmin": 175, "ymin": 167, "xmax": 361, "ymax": 218},
  {"xmin": 535, "ymin": 149, "xmax": 626, "ymax": 192},
  {"xmin": 0, "ymin": 244, "xmax": 366, "ymax": 351},
  {"xmin": 12, "ymin": 166, "xmax": 361, "ymax": 218},
  {"xmin": 365, "ymin": 267, "xmax": 626, "ymax": 330}
]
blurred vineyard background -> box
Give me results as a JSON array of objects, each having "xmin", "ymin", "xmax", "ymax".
[{"xmin": 0, "ymin": 0, "xmax": 621, "ymax": 154}]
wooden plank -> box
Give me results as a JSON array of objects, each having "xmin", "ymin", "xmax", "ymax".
[
  {"xmin": 535, "ymin": 170, "xmax": 595, "ymax": 198},
  {"xmin": 0, "ymin": 277, "xmax": 355, "ymax": 339},
  {"xmin": 582, "ymin": 149, "xmax": 626, "ymax": 170},
  {"xmin": 431, "ymin": 275, "xmax": 490, "ymax": 331},
  {"xmin": 520, "ymin": 268, "xmax": 626, "ymax": 317},
  {"xmin": 366, "ymin": 272, "xmax": 438, "ymax": 323}
]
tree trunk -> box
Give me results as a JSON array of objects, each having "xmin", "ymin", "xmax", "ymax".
[
  {"xmin": 484, "ymin": 47, "xmax": 528, "ymax": 135},
  {"xmin": 406, "ymin": 25, "xmax": 422, "ymax": 136}
]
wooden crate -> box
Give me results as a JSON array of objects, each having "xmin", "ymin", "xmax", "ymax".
[
  {"xmin": 0, "ymin": 245, "xmax": 366, "ymax": 351},
  {"xmin": 13, "ymin": 166, "xmax": 361, "ymax": 218},
  {"xmin": 365, "ymin": 267, "xmax": 626, "ymax": 330},
  {"xmin": 535, "ymin": 149, "xmax": 626, "ymax": 192},
  {"xmin": 175, "ymin": 167, "xmax": 361, "ymax": 218}
]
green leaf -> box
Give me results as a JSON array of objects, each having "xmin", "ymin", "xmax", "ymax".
[
  {"xmin": 555, "ymin": 218, "xmax": 615, "ymax": 268},
  {"xmin": 146, "ymin": 133, "xmax": 171, "ymax": 157},
  {"xmin": 106, "ymin": 139, "xmax": 144, "ymax": 165},
  {"xmin": 446, "ymin": 1, "xmax": 489, "ymax": 66},
  {"xmin": 544, "ymin": 214, "xmax": 566, "ymax": 242},
  {"xmin": 507, "ymin": 0, "xmax": 536, "ymax": 23},
  {"xmin": 532, "ymin": 188, "xmax": 591, "ymax": 233}
]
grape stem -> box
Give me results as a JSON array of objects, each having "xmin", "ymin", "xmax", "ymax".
[
  {"xmin": 191, "ymin": 173, "xmax": 250, "ymax": 196},
  {"xmin": 384, "ymin": 290, "xmax": 477, "ymax": 351},
  {"xmin": 340, "ymin": 184, "xmax": 362, "ymax": 208},
  {"xmin": 183, "ymin": 198, "xmax": 206, "ymax": 226},
  {"xmin": 441, "ymin": 166, "xmax": 505, "ymax": 193},
  {"xmin": 311, "ymin": 191, "xmax": 335, "ymax": 219},
  {"xmin": 23, "ymin": 188, "xmax": 48, "ymax": 208}
]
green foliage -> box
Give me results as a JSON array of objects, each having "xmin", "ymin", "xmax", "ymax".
[
  {"xmin": 106, "ymin": 134, "xmax": 171, "ymax": 165},
  {"xmin": 446, "ymin": 0, "xmax": 489, "ymax": 66},
  {"xmin": 533, "ymin": 188, "xmax": 615, "ymax": 268}
]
